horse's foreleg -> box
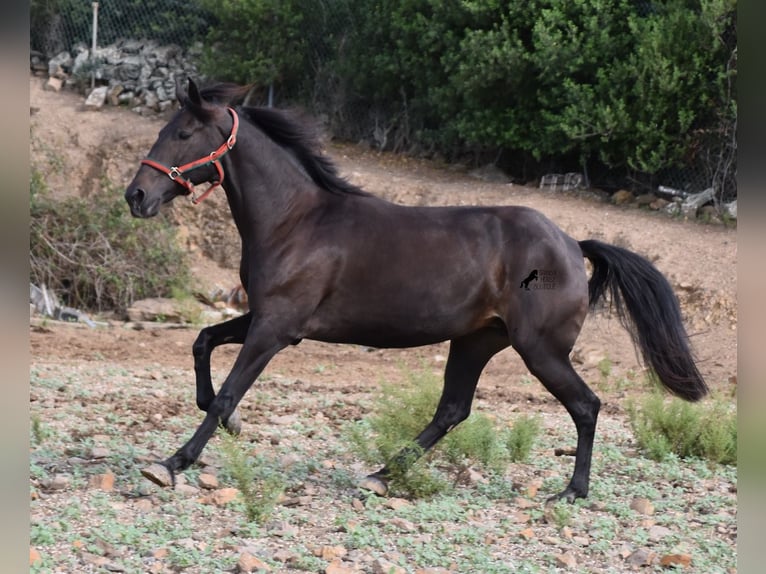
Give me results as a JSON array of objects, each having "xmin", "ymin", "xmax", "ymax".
[
  {"xmin": 361, "ymin": 330, "xmax": 508, "ymax": 496},
  {"xmin": 144, "ymin": 322, "xmax": 285, "ymax": 487},
  {"xmin": 192, "ymin": 312, "xmax": 252, "ymax": 434}
]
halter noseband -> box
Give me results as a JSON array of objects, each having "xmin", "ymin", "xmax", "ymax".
[{"xmin": 140, "ymin": 107, "xmax": 239, "ymax": 205}]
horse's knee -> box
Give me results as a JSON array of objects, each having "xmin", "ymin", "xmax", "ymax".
[{"xmin": 192, "ymin": 328, "xmax": 212, "ymax": 360}]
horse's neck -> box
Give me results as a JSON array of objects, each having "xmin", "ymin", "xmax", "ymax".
[{"xmin": 221, "ymin": 144, "xmax": 323, "ymax": 247}]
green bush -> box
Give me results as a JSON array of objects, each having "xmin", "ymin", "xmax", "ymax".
[
  {"xmin": 218, "ymin": 433, "xmax": 285, "ymax": 524},
  {"xmin": 29, "ymin": 172, "xmax": 192, "ymax": 314},
  {"xmin": 628, "ymin": 392, "xmax": 736, "ymax": 465},
  {"xmin": 346, "ymin": 369, "xmax": 541, "ymax": 497}
]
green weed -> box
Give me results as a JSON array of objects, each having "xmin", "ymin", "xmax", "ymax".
[
  {"xmin": 503, "ymin": 414, "xmax": 541, "ymax": 463},
  {"xmin": 628, "ymin": 391, "xmax": 736, "ymax": 465},
  {"xmin": 218, "ymin": 433, "xmax": 285, "ymax": 524},
  {"xmin": 346, "ymin": 369, "xmax": 543, "ymax": 497}
]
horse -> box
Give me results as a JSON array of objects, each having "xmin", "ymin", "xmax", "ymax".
[{"xmin": 125, "ymin": 78, "xmax": 708, "ymax": 503}]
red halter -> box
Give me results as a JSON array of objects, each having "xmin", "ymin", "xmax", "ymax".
[{"xmin": 140, "ymin": 107, "xmax": 239, "ymax": 205}]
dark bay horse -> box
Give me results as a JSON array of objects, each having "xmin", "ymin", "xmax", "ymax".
[{"xmin": 125, "ymin": 79, "xmax": 707, "ymax": 502}]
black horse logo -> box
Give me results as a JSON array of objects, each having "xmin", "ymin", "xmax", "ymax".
[{"xmin": 520, "ymin": 269, "xmax": 538, "ymax": 290}]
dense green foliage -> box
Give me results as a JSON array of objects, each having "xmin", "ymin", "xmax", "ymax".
[
  {"xmin": 30, "ymin": 172, "xmax": 192, "ymax": 313},
  {"xmin": 30, "ymin": 0, "xmax": 736, "ymax": 196},
  {"xmin": 196, "ymin": 0, "xmax": 736, "ymax": 196}
]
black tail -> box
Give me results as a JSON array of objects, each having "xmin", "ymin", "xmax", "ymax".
[{"xmin": 579, "ymin": 239, "xmax": 708, "ymax": 401}]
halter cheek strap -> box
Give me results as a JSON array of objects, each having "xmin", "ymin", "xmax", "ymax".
[{"xmin": 140, "ymin": 107, "xmax": 239, "ymax": 205}]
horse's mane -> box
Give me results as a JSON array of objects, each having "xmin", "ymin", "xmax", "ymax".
[{"xmin": 190, "ymin": 83, "xmax": 369, "ymax": 197}]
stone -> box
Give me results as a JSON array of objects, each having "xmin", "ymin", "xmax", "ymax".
[
  {"xmin": 44, "ymin": 76, "xmax": 63, "ymax": 92},
  {"xmin": 389, "ymin": 517, "xmax": 417, "ymax": 532},
  {"xmin": 648, "ymin": 525, "xmax": 672, "ymax": 541},
  {"xmin": 237, "ymin": 552, "xmax": 271, "ymax": 572},
  {"xmin": 626, "ymin": 548, "xmax": 656, "ymax": 566},
  {"xmin": 635, "ymin": 193, "xmax": 656, "ymax": 206},
  {"xmin": 554, "ymin": 552, "xmax": 578, "ymax": 568},
  {"xmin": 372, "ymin": 558, "xmax": 406, "ymax": 574},
  {"xmin": 660, "ymin": 553, "xmax": 692, "ymax": 568},
  {"xmin": 519, "ymin": 527, "xmax": 535, "ymax": 540},
  {"xmin": 88, "ymin": 472, "xmax": 115, "ymax": 492},
  {"xmin": 649, "ymin": 198, "xmax": 670, "ymax": 210},
  {"xmin": 205, "ymin": 487, "xmax": 240, "ymax": 506},
  {"xmin": 126, "ymin": 297, "xmax": 183, "ymax": 322},
  {"xmin": 314, "ymin": 545, "xmax": 347, "ymax": 561},
  {"xmin": 611, "ymin": 189, "xmax": 634, "ymax": 205},
  {"xmin": 630, "ymin": 497, "xmax": 655, "ymax": 515},
  {"xmin": 30, "ymin": 547, "xmax": 42, "ymax": 566},
  {"xmin": 325, "ymin": 558, "xmax": 359, "ymax": 574},
  {"xmin": 197, "ymin": 473, "xmax": 219, "ymax": 490},
  {"xmin": 85, "ymin": 86, "xmax": 109, "ymax": 109},
  {"xmin": 385, "ymin": 497, "xmax": 411, "ymax": 510}
]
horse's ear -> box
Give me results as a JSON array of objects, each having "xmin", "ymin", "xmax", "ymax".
[
  {"xmin": 175, "ymin": 75, "xmax": 188, "ymax": 104},
  {"xmin": 188, "ymin": 78, "xmax": 203, "ymax": 106}
]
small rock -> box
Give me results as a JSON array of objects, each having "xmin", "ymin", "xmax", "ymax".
[
  {"xmin": 649, "ymin": 198, "xmax": 670, "ymax": 210},
  {"xmin": 88, "ymin": 472, "xmax": 115, "ymax": 492},
  {"xmin": 626, "ymin": 548, "xmax": 656, "ymax": 566},
  {"xmin": 573, "ymin": 536, "xmax": 590, "ymax": 546},
  {"xmin": 351, "ymin": 498, "xmax": 365, "ymax": 512},
  {"xmin": 325, "ymin": 558, "xmax": 359, "ymax": 574},
  {"xmin": 314, "ymin": 545, "xmax": 347, "ymax": 561},
  {"xmin": 630, "ymin": 497, "xmax": 655, "ymax": 515},
  {"xmin": 141, "ymin": 463, "xmax": 173, "ymax": 487},
  {"xmin": 389, "ymin": 517, "xmax": 417, "ymax": 532},
  {"xmin": 635, "ymin": 193, "xmax": 656, "ymax": 206},
  {"xmin": 373, "ymin": 558, "xmax": 406, "ymax": 574},
  {"xmin": 84, "ymin": 86, "xmax": 109, "ymax": 109},
  {"xmin": 133, "ymin": 498, "xmax": 154, "ymax": 512},
  {"xmin": 46, "ymin": 473, "xmax": 72, "ymax": 491},
  {"xmin": 237, "ymin": 552, "xmax": 271, "ymax": 572},
  {"xmin": 510, "ymin": 511, "xmax": 531, "ymax": 523},
  {"xmin": 89, "ymin": 446, "xmax": 110, "ymax": 459},
  {"xmin": 523, "ymin": 479, "xmax": 543, "ymax": 498},
  {"xmin": 44, "ymin": 76, "xmax": 63, "ymax": 92},
  {"xmin": 30, "ymin": 547, "xmax": 42, "ymax": 566},
  {"xmin": 612, "ymin": 189, "xmax": 634, "ymax": 205},
  {"xmin": 660, "ymin": 553, "xmax": 692, "ymax": 568},
  {"xmin": 204, "ymin": 487, "xmax": 239, "ymax": 506},
  {"xmin": 197, "ymin": 473, "xmax": 219, "ymax": 490},
  {"xmin": 561, "ymin": 526, "xmax": 573, "ymax": 539},
  {"xmin": 555, "ymin": 552, "xmax": 578, "ymax": 568},
  {"xmin": 415, "ymin": 569, "xmax": 454, "ymax": 574},
  {"xmin": 386, "ymin": 497, "xmax": 411, "ymax": 510},
  {"xmin": 519, "ymin": 527, "xmax": 535, "ymax": 540},
  {"xmin": 648, "ymin": 525, "xmax": 672, "ymax": 541}
]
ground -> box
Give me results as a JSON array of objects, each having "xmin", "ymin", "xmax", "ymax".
[{"xmin": 29, "ymin": 76, "xmax": 737, "ymax": 573}]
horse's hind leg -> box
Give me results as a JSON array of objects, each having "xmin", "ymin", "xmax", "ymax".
[
  {"xmin": 361, "ymin": 328, "xmax": 509, "ymax": 495},
  {"xmin": 517, "ymin": 338, "xmax": 600, "ymax": 502},
  {"xmin": 192, "ymin": 312, "xmax": 252, "ymax": 434}
]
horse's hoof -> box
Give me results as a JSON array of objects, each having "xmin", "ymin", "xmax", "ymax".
[
  {"xmin": 141, "ymin": 463, "xmax": 174, "ymax": 487},
  {"xmin": 358, "ymin": 474, "xmax": 389, "ymax": 496},
  {"xmin": 224, "ymin": 409, "xmax": 242, "ymax": 436}
]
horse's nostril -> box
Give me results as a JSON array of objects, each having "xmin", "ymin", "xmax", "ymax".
[{"xmin": 127, "ymin": 187, "xmax": 146, "ymax": 205}]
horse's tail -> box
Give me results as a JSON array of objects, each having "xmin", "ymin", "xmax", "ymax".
[{"xmin": 579, "ymin": 239, "xmax": 708, "ymax": 401}]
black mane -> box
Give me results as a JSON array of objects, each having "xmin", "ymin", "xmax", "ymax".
[
  {"xmin": 192, "ymin": 83, "xmax": 368, "ymax": 197},
  {"xmin": 241, "ymin": 106, "xmax": 369, "ymax": 197}
]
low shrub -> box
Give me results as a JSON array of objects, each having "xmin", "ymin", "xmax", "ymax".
[
  {"xmin": 628, "ymin": 392, "xmax": 736, "ymax": 465},
  {"xmin": 346, "ymin": 369, "xmax": 542, "ymax": 497},
  {"xmin": 29, "ymin": 172, "xmax": 192, "ymax": 314}
]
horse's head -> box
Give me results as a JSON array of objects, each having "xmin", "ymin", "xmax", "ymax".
[{"xmin": 125, "ymin": 78, "xmax": 238, "ymax": 217}]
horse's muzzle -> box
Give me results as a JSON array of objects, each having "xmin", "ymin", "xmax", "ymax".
[{"xmin": 125, "ymin": 186, "xmax": 159, "ymax": 218}]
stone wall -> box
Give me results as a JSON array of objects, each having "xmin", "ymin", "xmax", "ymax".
[{"xmin": 30, "ymin": 38, "xmax": 201, "ymax": 116}]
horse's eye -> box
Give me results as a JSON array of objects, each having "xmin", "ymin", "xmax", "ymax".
[{"xmin": 179, "ymin": 130, "xmax": 192, "ymax": 140}]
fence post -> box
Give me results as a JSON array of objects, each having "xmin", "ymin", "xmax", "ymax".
[{"xmin": 91, "ymin": 2, "xmax": 99, "ymax": 89}]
